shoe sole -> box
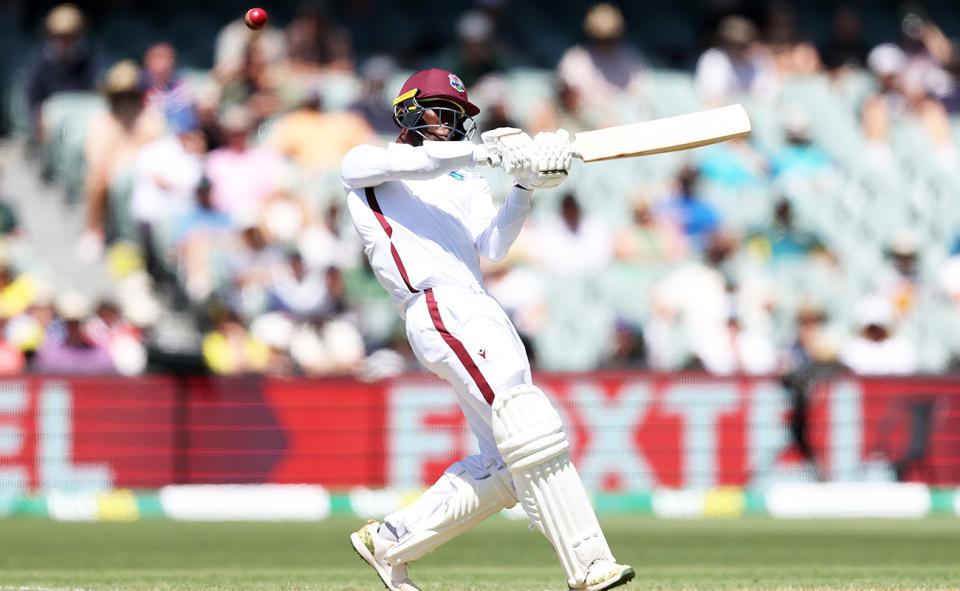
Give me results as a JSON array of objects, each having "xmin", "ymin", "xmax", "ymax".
[
  {"xmin": 582, "ymin": 566, "xmax": 636, "ymax": 591},
  {"xmin": 350, "ymin": 531, "xmax": 395, "ymax": 591}
]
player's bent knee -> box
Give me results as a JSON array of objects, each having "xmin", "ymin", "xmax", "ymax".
[
  {"xmin": 492, "ymin": 384, "xmax": 569, "ymax": 471},
  {"xmin": 383, "ymin": 462, "xmax": 517, "ymax": 565}
]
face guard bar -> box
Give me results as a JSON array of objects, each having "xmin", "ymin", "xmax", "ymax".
[{"xmin": 394, "ymin": 90, "xmax": 477, "ymax": 143}]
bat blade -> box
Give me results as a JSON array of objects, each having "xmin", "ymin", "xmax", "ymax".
[{"xmin": 571, "ymin": 104, "xmax": 752, "ymax": 162}]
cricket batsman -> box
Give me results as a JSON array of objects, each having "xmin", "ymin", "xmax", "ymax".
[{"xmin": 342, "ymin": 68, "xmax": 635, "ymax": 591}]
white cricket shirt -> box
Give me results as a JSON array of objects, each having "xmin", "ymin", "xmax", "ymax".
[{"xmin": 342, "ymin": 141, "xmax": 532, "ymax": 316}]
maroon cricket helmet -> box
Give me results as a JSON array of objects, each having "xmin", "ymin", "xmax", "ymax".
[{"xmin": 394, "ymin": 69, "xmax": 480, "ymax": 116}]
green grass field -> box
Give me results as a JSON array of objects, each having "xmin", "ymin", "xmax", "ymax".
[{"xmin": 1, "ymin": 516, "xmax": 958, "ymax": 590}]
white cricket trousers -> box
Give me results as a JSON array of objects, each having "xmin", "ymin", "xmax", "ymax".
[{"xmin": 384, "ymin": 285, "xmax": 532, "ymax": 540}]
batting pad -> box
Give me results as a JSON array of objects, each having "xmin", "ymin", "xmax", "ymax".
[
  {"xmin": 383, "ymin": 460, "xmax": 517, "ymax": 565},
  {"xmin": 492, "ymin": 384, "xmax": 615, "ymax": 587}
]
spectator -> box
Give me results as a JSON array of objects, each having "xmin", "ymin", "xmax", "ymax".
[
  {"xmin": 788, "ymin": 301, "xmax": 840, "ymax": 369},
  {"xmin": 194, "ymin": 82, "xmax": 226, "ymax": 151},
  {"xmin": 819, "ymin": 6, "xmax": 869, "ymax": 73},
  {"xmin": 268, "ymin": 251, "xmax": 331, "ymax": 320},
  {"xmin": 861, "ymin": 43, "xmax": 908, "ymax": 170},
  {"xmin": 897, "ymin": 9, "xmax": 955, "ymax": 107},
  {"xmin": 697, "ymin": 136, "xmax": 770, "ymax": 189},
  {"xmin": 219, "ymin": 38, "xmax": 282, "ymax": 121},
  {"xmin": 130, "ymin": 108, "xmax": 206, "ymax": 280},
  {"xmin": 289, "ymin": 314, "xmax": 366, "ymax": 376},
  {"xmin": 298, "ymin": 201, "xmax": 361, "ymax": 272},
  {"xmin": 840, "ymin": 295, "xmax": 917, "ymax": 374},
  {"xmin": 5, "ymin": 286, "xmax": 56, "ymax": 361},
  {"xmin": 140, "ymin": 42, "xmax": 193, "ymax": 126},
  {"xmin": 695, "ymin": 15, "xmax": 779, "ymax": 105},
  {"xmin": 696, "ymin": 309, "xmax": 778, "ymax": 375},
  {"xmin": 528, "ymin": 78, "xmax": 599, "ymax": 135},
  {"xmin": 744, "ymin": 198, "xmax": 824, "ymax": 265},
  {"xmin": 205, "ymin": 106, "xmax": 283, "ymax": 224},
  {"xmin": 27, "ymin": 4, "xmax": 96, "ymax": 141},
  {"xmin": 0, "ymin": 315, "xmax": 26, "ymax": 375},
  {"xmin": 225, "ymin": 221, "xmax": 286, "ymax": 319},
  {"xmin": 284, "ymin": 2, "xmax": 354, "ymax": 72},
  {"xmin": 876, "ymin": 230, "xmax": 923, "ymax": 320},
  {"xmin": 646, "ymin": 233, "xmax": 737, "ymax": 370},
  {"xmin": 172, "ymin": 177, "xmax": 232, "ymax": 245},
  {"xmin": 259, "ymin": 189, "xmax": 314, "ymax": 247},
  {"xmin": 655, "ymin": 166, "xmax": 720, "ymax": 252},
  {"xmin": 33, "ymin": 291, "xmax": 116, "ymax": 374},
  {"xmin": 438, "ymin": 10, "xmax": 506, "ymax": 88},
  {"xmin": 471, "ymin": 76, "xmax": 519, "ymax": 134},
  {"xmin": 80, "ymin": 60, "xmax": 165, "ymax": 259},
  {"xmin": 266, "ymin": 90, "xmax": 377, "ymax": 176},
  {"xmin": 0, "ymin": 260, "xmax": 42, "ymax": 319},
  {"xmin": 556, "ymin": 3, "xmax": 648, "ymax": 117},
  {"xmin": 941, "ymin": 47, "xmax": 960, "ymax": 115},
  {"xmin": 862, "ymin": 39, "xmax": 957, "ymax": 171},
  {"xmin": 83, "ymin": 299, "xmax": 147, "ymax": 376},
  {"xmin": 605, "ymin": 317, "xmax": 646, "ymax": 369},
  {"xmin": 201, "ymin": 309, "xmax": 269, "ymax": 375},
  {"xmin": 762, "ymin": 1, "xmax": 821, "ymax": 80},
  {"xmin": 613, "ymin": 193, "xmax": 688, "ymax": 262},
  {"xmin": 771, "ymin": 106, "xmax": 834, "ymax": 178},
  {"xmin": 171, "ymin": 178, "xmax": 234, "ymax": 303},
  {"xmin": 214, "ymin": 16, "xmax": 285, "ymax": 84},
  {"xmin": 248, "ymin": 311, "xmax": 296, "ymax": 374},
  {"xmin": 534, "ymin": 193, "xmax": 613, "ymax": 275}
]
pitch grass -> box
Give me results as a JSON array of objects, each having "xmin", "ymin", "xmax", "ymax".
[{"xmin": 1, "ymin": 516, "xmax": 958, "ymax": 590}]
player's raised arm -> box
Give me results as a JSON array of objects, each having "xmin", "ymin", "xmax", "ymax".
[
  {"xmin": 473, "ymin": 129, "xmax": 574, "ymax": 260},
  {"xmin": 341, "ymin": 141, "xmax": 488, "ymax": 189}
]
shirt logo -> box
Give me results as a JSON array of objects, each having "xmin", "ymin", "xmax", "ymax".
[
  {"xmin": 478, "ymin": 349, "xmax": 486, "ymax": 359},
  {"xmin": 448, "ymin": 170, "xmax": 464, "ymax": 181},
  {"xmin": 448, "ymin": 74, "xmax": 465, "ymax": 93}
]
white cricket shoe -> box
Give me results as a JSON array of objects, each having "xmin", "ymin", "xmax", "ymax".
[
  {"xmin": 350, "ymin": 520, "xmax": 422, "ymax": 591},
  {"xmin": 576, "ymin": 559, "xmax": 636, "ymax": 591}
]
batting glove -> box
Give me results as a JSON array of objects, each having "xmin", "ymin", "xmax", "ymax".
[
  {"xmin": 530, "ymin": 129, "xmax": 572, "ymax": 189},
  {"xmin": 477, "ymin": 127, "xmax": 533, "ymax": 170}
]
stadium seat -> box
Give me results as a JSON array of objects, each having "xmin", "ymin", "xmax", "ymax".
[
  {"xmin": 648, "ymin": 69, "xmax": 701, "ymax": 117},
  {"xmin": 3, "ymin": 67, "xmax": 31, "ymax": 138},
  {"xmin": 40, "ymin": 92, "xmax": 106, "ymax": 201},
  {"xmin": 534, "ymin": 273, "xmax": 616, "ymax": 371},
  {"xmin": 105, "ymin": 166, "xmax": 138, "ymax": 244}
]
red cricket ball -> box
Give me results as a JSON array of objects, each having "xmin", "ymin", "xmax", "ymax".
[{"xmin": 244, "ymin": 7, "xmax": 268, "ymax": 30}]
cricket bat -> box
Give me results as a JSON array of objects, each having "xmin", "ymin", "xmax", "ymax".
[{"xmin": 570, "ymin": 104, "xmax": 751, "ymax": 162}]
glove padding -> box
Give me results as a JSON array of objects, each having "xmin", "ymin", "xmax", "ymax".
[
  {"xmin": 476, "ymin": 127, "xmax": 532, "ymax": 168},
  {"xmin": 531, "ymin": 129, "xmax": 573, "ymax": 189},
  {"xmin": 476, "ymin": 127, "xmax": 573, "ymax": 190},
  {"xmin": 511, "ymin": 129, "xmax": 573, "ymax": 190}
]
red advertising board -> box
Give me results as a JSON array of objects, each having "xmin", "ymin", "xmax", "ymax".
[{"xmin": 0, "ymin": 373, "xmax": 956, "ymax": 494}]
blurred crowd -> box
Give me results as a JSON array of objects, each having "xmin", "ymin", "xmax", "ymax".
[{"xmin": 3, "ymin": 1, "xmax": 960, "ymax": 377}]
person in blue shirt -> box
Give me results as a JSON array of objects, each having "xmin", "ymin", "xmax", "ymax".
[{"xmin": 656, "ymin": 165, "xmax": 721, "ymax": 252}]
